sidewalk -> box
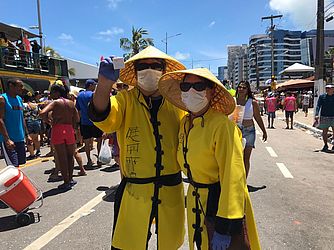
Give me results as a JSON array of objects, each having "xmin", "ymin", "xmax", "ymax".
[{"xmin": 275, "ymin": 108, "xmax": 333, "ymax": 143}]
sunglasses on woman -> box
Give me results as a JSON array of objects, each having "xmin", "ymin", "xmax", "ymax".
[
  {"xmin": 180, "ymin": 81, "xmax": 214, "ymax": 92},
  {"xmin": 237, "ymin": 86, "xmax": 247, "ymax": 90},
  {"xmin": 135, "ymin": 63, "xmax": 164, "ymax": 71}
]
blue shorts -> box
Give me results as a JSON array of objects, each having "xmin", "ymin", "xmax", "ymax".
[
  {"xmin": 1, "ymin": 141, "xmax": 26, "ymax": 167},
  {"xmin": 241, "ymin": 126, "xmax": 256, "ymax": 148},
  {"xmin": 27, "ymin": 120, "xmax": 42, "ymax": 134},
  {"xmin": 268, "ymin": 112, "xmax": 276, "ymax": 118}
]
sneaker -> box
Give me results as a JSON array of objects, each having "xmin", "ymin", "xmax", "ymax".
[
  {"xmin": 58, "ymin": 183, "xmax": 71, "ymax": 190},
  {"xmin": 321, "ymin": 144, "xmax": 329, "ymax": 152},
  {"xmin": 271, "ymin": 126, "xmax": 275, "ymax": 129},
  {"xmin": 35, "ymin": 150, "xmax": 41, "ymax": 157},
  {"xmin": 285, "ymin": 127, "xmax": 289, "ymax": 129}
]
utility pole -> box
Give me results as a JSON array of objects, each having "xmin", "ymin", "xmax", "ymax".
[
  {"xmin": 314, "ymin": 0, "xmax": 325, "ymax": 109},
  {"xmin": 37, "ymin": 0, "xmax": 43, "ymax": 54},
  {"xmin": 262, "ymin": 14, "xmax": 283, "ymax": 90},
  {"xmin": 161, "ymin": 32, "xmax": 182, "ymax": 54}
]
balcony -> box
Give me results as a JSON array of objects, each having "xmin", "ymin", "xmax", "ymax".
[{"xmin": 0, "ymin": 46, "xmax": 68, "ymax": 77}]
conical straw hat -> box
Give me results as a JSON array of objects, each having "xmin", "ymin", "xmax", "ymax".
[
  {"xmin": 119, "ymin": 46, "xmax": 186, "ymax": 86},
  {"xmin": 158, "ymin": 68, "xmax": 235, "ymax": 115}
]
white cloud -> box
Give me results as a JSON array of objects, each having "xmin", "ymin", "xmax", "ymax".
[
  {"xmin": 58, "ymin": 33, "xmax": 74, "ymax": 44},
  {"xmin": 98, "ymin": 27, "xmax": 124, "ymax": 36},
  {"xmin": 107, "ymin": 0, "xmax": 123, "ymax": 9},
  {"xmin": 269, "ymin": 0, "xmax": 334, "ymax": 30},
  {"xmin": 93, "ymin": 27, "xmax": 124, "ymax": 42},
  {"xmin": 174, "ymin": 51, "xmax": 190, "ymax": 60},
  {"xmin": 208, "ymin": 21, "xmax": 216, "ymax": 28}
]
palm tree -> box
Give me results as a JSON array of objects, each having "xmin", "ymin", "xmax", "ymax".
[
  {"xmin": 44, "ymin": 46, "xmax": 62, "ymax": 58},
  {"xmin": 120, "ymin": 27, "xmax": 154, "ymax": 60},
  {"xmin": 68, "ymin": 67, "xmax": 76, "ymax": 77}
]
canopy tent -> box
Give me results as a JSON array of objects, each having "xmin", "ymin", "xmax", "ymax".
[
  {"xmin": 0, "ymin": 22, "xmax": 40, "ymax": 41},
  {"xmin": 276, "ymin": 79, "xmax": 314, "ymax": 91},
  {"xmin": 279, "ymin": 63, "xmax": 315, "ymax": 75}
]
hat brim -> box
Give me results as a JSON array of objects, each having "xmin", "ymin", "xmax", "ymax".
[
  {"xmin": 119, "ymin": 46, "xmax": 185, "ymax": 86},
  {"xmin": 159, "ymin": 68, "xmax": 236, "ymax": 115}
]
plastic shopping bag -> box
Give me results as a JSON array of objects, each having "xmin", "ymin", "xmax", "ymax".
[{"xmin": 98, "ymin": 140, "xmax": 112, "ymax": 164}]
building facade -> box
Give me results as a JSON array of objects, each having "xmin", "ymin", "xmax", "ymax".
[
  {"xmin": 248, "ymin": 30, "xmax": 303, "ymax": 86},
  {"xmin": 248, "ymin": 29, "xmax": 334, "ymax": 87},
  {"xmin": 217, "ymin": 66, "xmax": 228, "ymax": 81},
  {"xmin": 227, "ymin": 44, "xmax": 248, "ymax": 86}
]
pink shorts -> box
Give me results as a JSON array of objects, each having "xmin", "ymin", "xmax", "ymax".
[{"xmin": 51, "ymin": 124, "xmax": 76, "ymax": 145}]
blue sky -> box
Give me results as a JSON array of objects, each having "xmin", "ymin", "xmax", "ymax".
[{"xmin": 1, "ymin": 0, "xmax": 323, "ymax": 74}]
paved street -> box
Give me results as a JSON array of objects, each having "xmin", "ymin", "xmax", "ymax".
[{"xmin": 0, "ymin": 114, "xmax": 334, "ymax": 250}]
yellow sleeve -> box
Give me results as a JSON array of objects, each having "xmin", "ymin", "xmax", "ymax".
[
  {"xmin": 93, "ymin": 93, "xmax": 126, "ymax": 133},
  {"xmin": 215, "ymin": 119, "xmax": 246, "ymax": 219}
]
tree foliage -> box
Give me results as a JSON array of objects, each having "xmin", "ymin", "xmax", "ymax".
[{"xmin": 120, "ymin": 27, "xmax": 154, "ymax": 60}]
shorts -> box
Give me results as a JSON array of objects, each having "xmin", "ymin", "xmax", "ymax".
[
  {"xmin": 80, "ymin": 124, "xmax": 103, "ymax": 140},
  {"xmin": 0, "ymin": 141, "xmax": 26, "ymax": 167},
  {"xmin": 51, "ymin": 124, "xmax": 76, "ymax": 145},
  {"xmin": 285, "ymin": 111, "xmax": 294, "ymax": 119},
  {"xmin": 302, "ymin": 105, "xmax": 309, "ymax": 112},
  {"xmin": 26, "ymin": 120, "xmax": 42, "ymax": 134},
  {"xmin": 318, "ymin": 116, "xmax": 334, "ymax": 129},
  {"xmin": 268, "ymin": 112, "xmax": 276, "ymax": 119},
  {"xmin": 241, "ymin": 126, "xmax": 256, "ymax": 148}
]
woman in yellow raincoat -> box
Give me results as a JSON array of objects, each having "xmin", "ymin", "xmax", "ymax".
[
  {"xmin": 88, "ymin": 46, "xmax": 186, "ymax": 249},
  {"xmin": 159, "ymin": 68, "xmax": 261, "ymax": 250}
]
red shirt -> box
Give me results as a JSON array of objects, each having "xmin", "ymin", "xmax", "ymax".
[
  {"xmin": 23, "ymin": 37, "xmax": 31, "ymax": 52},
  {"xmin": 266, "ymin": 97, "xmax": 277, "ymax": 113},
  {"xmin": 284, "ymin": 96, "xmax": 296, "ymax": 111}
]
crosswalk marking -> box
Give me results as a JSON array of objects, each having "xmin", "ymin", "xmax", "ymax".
[
  {"xmin": 24, "ymin": 193, "xmax": 105, "ymax": 250},
  {"xmin": 276, "ymin": 163, "xmax": 294, "ymax": 178},
  {"xmin": 266, "ymin": 147, "xmax": 278, "ymax": 157}
]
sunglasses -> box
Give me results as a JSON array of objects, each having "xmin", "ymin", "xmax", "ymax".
[
  {"xmin": 180, "ymin": 81, "xmax": 214, "ymax": 92},
  {"xmin": 238, "ymin": 86, "xmax": 247, "ymax": 90},
  {"xmin": 136, "ymin": 63, "xmax": 164, "ymax": 71}
]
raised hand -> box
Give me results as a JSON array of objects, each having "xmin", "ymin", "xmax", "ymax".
[{"xmin": 99, "ymin": 56, "xmax": 120, "ymax": 82}]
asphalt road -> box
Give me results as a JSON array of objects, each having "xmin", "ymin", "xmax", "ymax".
[{"xmin": 0, "ymin": 117, "xmax": 333, "ymax": 250}]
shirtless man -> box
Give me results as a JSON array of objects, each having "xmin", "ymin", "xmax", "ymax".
[{"xmin": 40, "ymin": 83, "xmax": 79, "ymax": 190}]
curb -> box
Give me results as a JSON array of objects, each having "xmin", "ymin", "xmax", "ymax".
[{"xmin": 277, "ymin": 117, "xmax": 333, "ymax": 144}]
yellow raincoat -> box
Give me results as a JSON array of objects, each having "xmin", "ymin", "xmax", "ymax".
[
  {"xmin": 93, "ymin": 88, "xmax": 185, "ymax": 250},
  {"xmin": 177, "ymin": 108, "xmax": 261, "ymax": 250}
]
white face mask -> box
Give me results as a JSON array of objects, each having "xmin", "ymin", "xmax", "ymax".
[
  {"xmin": 137, "ymin": 69, "xmax": 162, "ymax": 92},
  {"xmin": 181, "ymin": 88, "xmax": 209, "ymax": 113}
]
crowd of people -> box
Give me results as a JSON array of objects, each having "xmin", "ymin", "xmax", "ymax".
[
  {"xmin": 0, "ymin": 31, "xmax": 42, "ymax": 68},
  {"xmin": 1, "ymin": 45, "xmax": 334, "ymax": 249}
]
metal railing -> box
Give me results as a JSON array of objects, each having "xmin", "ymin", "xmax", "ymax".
[{"xmin": 0, "ymin": 46, "xmax": 68, "ymax": 77}]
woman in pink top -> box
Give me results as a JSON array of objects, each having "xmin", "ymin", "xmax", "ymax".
[{"xmin": 283, "ymin": 92, "xmax": 297, "ymax": 129}]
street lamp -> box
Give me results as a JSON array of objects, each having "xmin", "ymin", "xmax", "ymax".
[{"xmin": 161, "ymin": 32, "xmax": 182, "ymax": 54}]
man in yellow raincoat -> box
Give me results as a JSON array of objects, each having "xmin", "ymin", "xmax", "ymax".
[
  {"xmin": 159, "ymin": 68, "xmax": 261, "ymax": 250},
  {"xmin": 88, "ymin": 46, "xmax": 186, "ymax": 249}
]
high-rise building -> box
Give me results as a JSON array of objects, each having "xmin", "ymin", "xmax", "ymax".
[
  {"xmin": 300, "ymin": 30, "xmax": 334, "ymax": 66},
  {"xmin": 227, "ymin": 44, "xmax": 248, "ymax": 86},
  {"xmin": 217, "ymin": 66, "xmax": 228, "ymax": 80},
  {"xmin": 248, "ymin": 29, "xmax": 334, "ymax": 87},
  {"xmin": 249, "ymin": 30, "xmax": 302, "ymax": 86}
]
